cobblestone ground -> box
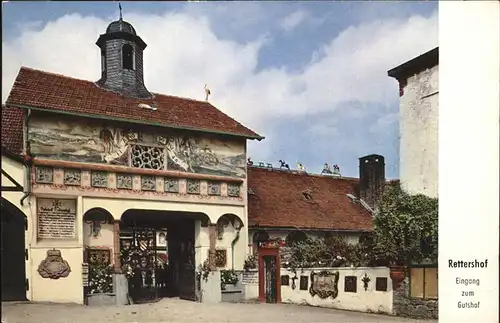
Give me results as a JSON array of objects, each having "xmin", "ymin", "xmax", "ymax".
[{"xmin": 2, "ymin": 298, "xmax": 437, "ymax": 323}]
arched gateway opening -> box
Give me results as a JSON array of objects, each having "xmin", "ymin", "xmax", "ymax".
[
  {"xmin": 1, "ymin": 198, "xmax": 27, "ymax": 301},
  {"xmin": 120, "ymin": 210, "xmax": 210, "ymax": 303}
]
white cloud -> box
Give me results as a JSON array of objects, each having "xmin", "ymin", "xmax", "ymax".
[
  {"xmin": 280, "ymin": 10, "xmax": 308, "ymax": 32},
  {"xmin": 2, "ymin": 7, "xmax": 438, "ymax": 168}
]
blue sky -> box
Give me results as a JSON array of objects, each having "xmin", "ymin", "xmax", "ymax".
[{"xmin": 2, "ymin": 1, "xmax": 438, "ymax": 178}]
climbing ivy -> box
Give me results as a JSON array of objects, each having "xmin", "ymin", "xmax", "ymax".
[
  {"xmin": 282, "ymin": 235, "xmax": 374, "ymax": 273},
  {"xmin": 372, "ymin": 182, "xmax": 438, "ymax": 265}
]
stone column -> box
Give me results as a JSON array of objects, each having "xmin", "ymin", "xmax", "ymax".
[
  {"xmin": 113, "ymin": 219, "xmax": 122, "ymax": 273},
  {"xmin": 208, "ymin": 224, "xmax": 217, "ymax": 270}
]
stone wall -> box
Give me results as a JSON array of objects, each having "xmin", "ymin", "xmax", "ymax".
[{"xmin": 393, "ymin": 278, "xmax": 438, "ymax": 319}]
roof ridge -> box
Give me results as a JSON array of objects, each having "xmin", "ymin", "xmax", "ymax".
[
  {"xmin": 152, "ymin": 92, "xmax": 212, "ymax": 105},
  {"xmin": 248, "ymin": 166, "xmax": 359, "ymax": 181},
  {"xmin": 20, "ymin": 66, "xmax": 218, "ymax": 106},
  {"xmin": 19, "ymin": 66, "xmax": 93, "ymax": 83}
]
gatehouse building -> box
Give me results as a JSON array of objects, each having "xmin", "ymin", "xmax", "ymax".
[{"xmin": 1, "ymin": 14, "xmax": 262, "ymax": 304}]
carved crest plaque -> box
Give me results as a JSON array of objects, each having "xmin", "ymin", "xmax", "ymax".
[
  {"xmin": 38, "ymin": 249, "xmax": 71, "ymax": 279},
  {"xmin": 309, "ymin": 270, "xmax": 340, "ymax": 299}
]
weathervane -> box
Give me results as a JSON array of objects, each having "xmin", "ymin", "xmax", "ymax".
[{"xmin": 204, "ymin": 84, "xmax": 211, "ymax": 101}]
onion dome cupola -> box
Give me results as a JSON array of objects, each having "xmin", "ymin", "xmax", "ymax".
[{"xmin": 96, "ymin": 5, "xmax": 152, "ymax": 99}]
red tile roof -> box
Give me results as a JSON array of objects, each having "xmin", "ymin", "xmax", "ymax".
[
  {"xmin": 1, "ymin": 105, "xmax": 25, "ymax": 155},
  {"xmin": 247, "ymin": 167, "xmax": 373, "ymax": 232},
  {"xmin": 5, "ymin": 67, "xmax": 262, "ymax": 139}
]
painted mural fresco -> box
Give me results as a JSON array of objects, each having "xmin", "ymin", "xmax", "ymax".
[{"xmin": 28, "ymin": 116, "xmax": 246, "ymax": 178}]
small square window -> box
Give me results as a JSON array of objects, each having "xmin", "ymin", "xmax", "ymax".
[
  {"xmin": 344, "ymin": 276, "xmax": 357, "ymax": 293},
  {"xmin": 375, "ymin": 277, "xmax": 388, "ymax": 292},
  {"xmin": 299, "ymin": 276, "xmax": 308, "ymax": 290}
]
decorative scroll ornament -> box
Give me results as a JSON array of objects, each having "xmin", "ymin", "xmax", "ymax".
[
  {"xmin": 38, "ymin": 249, "xmax": 71, "ymax": 279},
  {"xmin": 309, "ymin": 270, "xmax": 339, "ymax": 299},
  {"xmin": 247, "ymin": 157, "xmax": 254, "ymax": 166},
  {"xmin": 297, "ymin": 162, "xmax": 306, "ymax": 172},
  {"xmin": 84, "ymin": 211, "xmax": 110, "ymax": 237}
]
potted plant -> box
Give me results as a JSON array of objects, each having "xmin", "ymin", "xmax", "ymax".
[
  {"xmin": 220, "ymin": 269, "xmax": 239, "ymax": 291},
  {"xmin": 389, "ymin": 264, "xmax": 407, "ymax": 288},
  {"xmin": 243, "ymin": 255, "xmax": 257, "ymax": 271}
]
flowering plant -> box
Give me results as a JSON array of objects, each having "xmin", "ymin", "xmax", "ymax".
[
  {"xmin": 243, "ymin": 254, "xmax": 257, "ymax": 271},
  {"xmin": 220, "ymin": 269, "xmax": 239, "ymax": 285},
  {"xmin": 121, "ymin": 263, "xmax": 135, "ymax": 279},
  {"xmin": 88, "ymin": 263, "xmax": 113, "ymax": 294}
]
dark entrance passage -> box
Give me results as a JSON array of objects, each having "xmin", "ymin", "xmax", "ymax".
[
  {"xmin": 120, "ymin": 210, "xmax": 205, "ymax": 304},
  {"xmin": 1, "ymin": 198, "xmax": 27, "ymax": 301},
  {"xmin": 258, "ymin": 247, "xmax": 281, "ymax": 304}
]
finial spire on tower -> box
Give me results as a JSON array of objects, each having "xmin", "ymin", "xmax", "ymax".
[{"xmin": 119, "ymin": 2, "xmax": 123, "ymax": 20}]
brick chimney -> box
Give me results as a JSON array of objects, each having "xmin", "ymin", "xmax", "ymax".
[{"xmin": 359, "ymin": 154, "xmax": 385, "ymax": 210}]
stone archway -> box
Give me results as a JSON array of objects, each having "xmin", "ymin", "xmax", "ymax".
[
  {"xmin": 285, "ymin": 230, "xmax": 308, "ymax": 246},
  {"xmin": 82, "ymin": 208, "xmax": 116, "ymax": 299},
  {"xmin": 215, "ymin": 214, "xmax": 244, "ymax": 269},
  {"xmin": 83, "ymin": 208, "xmax": 114, "ymax": 241},
  {"xmin": 1, "ymin": 198, "xmax": 27, "ymax": 301}
]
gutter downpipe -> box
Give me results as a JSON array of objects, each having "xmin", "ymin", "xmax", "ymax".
[
  {"xmin": 20, "ymin": 108, "xmax": 32, "ymax": 206},
  {"xmin": 231, "ymin": 228, "xmax": 242, "ymax": 270}
]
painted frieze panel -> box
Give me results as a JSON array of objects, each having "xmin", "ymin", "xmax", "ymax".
[
  {"xmin": 227, "ymin": 183, "xmax": 241, "ymax": 197},
  {"xmin": 207, "ymin": 182, "xmax": 221, "ymax": 196},
  {"xmin": 35, "ymin": 166, "xmax": 54, "ymax": 184},
  {"xmin": 64, "ymin": 169, "xmax": 81, "ymax": 186},
  {"xmin": 116, "ymin": 174, "xmax": 133, "ymax": 190},
  {"xmin": 164, "ymin": 178, "xmax": 179, "ymax": 193},
  {"xmin": 186, "ymin": 180, "xmax": 200, "ymax": 194},
  {"xmin": 141, "ymin": 175, "xmax": 156, "ymax": 191},
  {"xmin": 91, "ymin": 171, "xmax": 108, "ymax": 188},
  {"xmin": 28, "ymin": 115, "xmax": 246, "ymax": 177}
]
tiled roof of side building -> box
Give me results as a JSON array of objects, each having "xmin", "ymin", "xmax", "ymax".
[
  {"xmin": 5, "ymin": 67, "xmax": 263, "ymax": 140},
  {"xmin": 1, "ymin": 105, "xmax": 25, "ymax": 155},
  {"xmin": 247, "ymin": 166, "xmax": 374, "ymax": 232}
]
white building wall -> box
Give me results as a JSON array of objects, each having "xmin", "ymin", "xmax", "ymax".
[
  {"xmin": 399, "ymin": 65, "xmax": 439, "ymax": 198},
  {"xmin": 280, "ymin": 267, "xmax": 393, "ymax": 314}
]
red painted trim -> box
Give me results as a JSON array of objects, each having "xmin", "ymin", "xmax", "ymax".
[
  {"xmin": 257, "ymin": 247, "xmax": 281, "ymax": 303},
  {"xmin": 33, "ymin": 158, "xmax": 244, "ymax": 183}
]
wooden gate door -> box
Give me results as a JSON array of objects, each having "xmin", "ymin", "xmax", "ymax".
[
  {"xmin": 125, "ymin": 227, "xmax": 159, "ymax": 303},
  {"xmin": 258, "ymin": 247, "xmax": 281, "ymax": 303},
  {"xmin": 176, "ymin": 219, "xmax": 197, "ymax": 301},
  {"xmin": 1, "ymin": 201, "xmax": 27, "ymax": 301}
]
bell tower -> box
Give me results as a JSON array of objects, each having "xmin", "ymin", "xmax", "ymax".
[{"xmin": 96, "ymin": 6, "xmax": 152, "ymax": 99}]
